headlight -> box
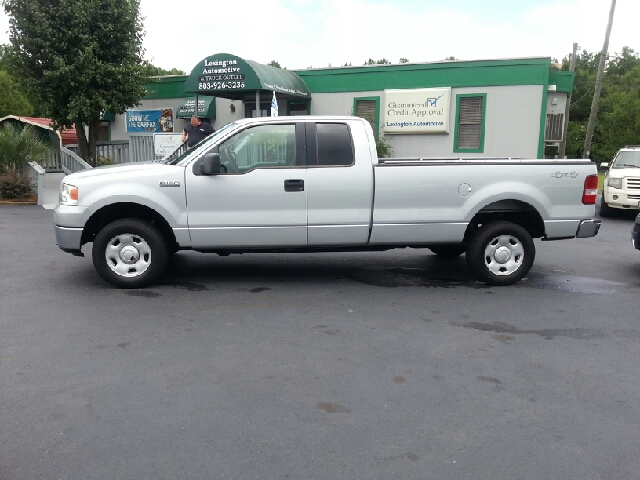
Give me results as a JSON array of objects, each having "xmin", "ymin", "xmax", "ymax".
[
  {"xmin": 607, "ymin": 177, "xmax": 622, "ymax": 189},
  {"xmin": 59, "ymin": 183, "xmax": 78, "ymax": 206}
]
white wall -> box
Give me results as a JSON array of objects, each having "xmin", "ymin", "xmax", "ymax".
[
  {"xmin": 108, "ymin": 85, "xmax": 544, "ymax": 159},
  {"xmin": 310, "ymin": 85, "xmax": 544, "ymax": 158}
]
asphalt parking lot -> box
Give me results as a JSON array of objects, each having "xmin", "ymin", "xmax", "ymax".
[{"xmin": 1, "ymin": 204, "xmax": 639, "ymax": 479}]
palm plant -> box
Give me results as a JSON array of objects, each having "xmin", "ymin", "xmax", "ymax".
[
  {"xmin": 0, "ymin": 123, "xmax": 51, "ymax": 173},
  {"xmin": 0, "ymin": 123, "xmax": 51, "ymax": 199}
]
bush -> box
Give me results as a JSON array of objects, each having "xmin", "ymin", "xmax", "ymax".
[
  {"xmin": 0, "ymin": 123, "xmax": 51, "ymax": 173},
  {"xmin": 376, "ymin": 135, "xmax": 393, "ymax": 158},
  {"xmin": 0, "ymin": 170, "xmax": 34, "ymax": 199},
  {"xmin": 97, "ymin": 156, "xmax": 114, "ymax": 167}
]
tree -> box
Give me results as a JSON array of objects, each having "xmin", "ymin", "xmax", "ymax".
[
  {"xmin": 399, "ymin": 58, "xmax": 409, "ymax": 64},
  {"xmin": 144, "ymin": 64, "xmax": 186, "ymax": 77},
  {"xmin": 561, "ymin": 46, "xmax": 640, "ymax": 162},
  {"xmin": 0, "ymin": 44, "xmax": 11, "ymax": 71},
  {"xmin": 0, "ymin": 43, "xmax": 33, "ymax": 116},
  {"xmin": 0, "ymin": 70, "xmax": 33, "ymax": 116},
  {"xmin": 3, "ymin": 0, "xmax": 148, "ymax": 165},
  {"xmin": 268, "ymin": 60, "xmax": 281, "ymax": 68},
  {"xmin": 599, "ymin": 64, "xmax": 640, "ymax": 157},
  {"xmin": 364, "ymin": 58, "xmax": 391, "ymax": 65}
]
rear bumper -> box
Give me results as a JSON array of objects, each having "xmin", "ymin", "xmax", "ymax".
[{"xmin": 576, "ymin": 219, "xmax": 601, "ymax": 238}]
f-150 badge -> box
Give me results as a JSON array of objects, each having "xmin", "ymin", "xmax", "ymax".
[
  {"xmin": 159, "ymin": 180, "xmax": 180, "ymax": 187},
  {"xmin": 551, "ymin": 171, "xmax": 579, "ymax": 178}
]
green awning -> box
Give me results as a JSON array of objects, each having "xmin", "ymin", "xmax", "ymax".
[
  {"xmin": 176, "ymin": 96, "xmax": 216, "ymax": 119},
  {"xmin": 100, "ymin": 110, "xmax": 115, "ymax": 121},
  {"xmin": 183, "ymin": 53, "xmax": 311, "ymax": 100}
]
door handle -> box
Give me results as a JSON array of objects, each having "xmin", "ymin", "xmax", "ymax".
[{"xmin": 284, "ymin": 179, "xmax": 304, "ymax": 192}]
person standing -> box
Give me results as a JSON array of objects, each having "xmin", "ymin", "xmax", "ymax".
[{"xmin": 182, "ymin": 116, "xmax": 215, "ymax": 147}]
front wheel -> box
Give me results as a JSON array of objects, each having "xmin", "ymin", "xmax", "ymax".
[
  {"xmin": 466, "ymin": 221, "xmax": 535, "ymax": 286},
  {"xmin": 599, "ymin": 198, "xmax": 614, "ymax": 217},
  {"xmin": 92, "ymin": 218, "xmax": 168, "ymax": 288}
]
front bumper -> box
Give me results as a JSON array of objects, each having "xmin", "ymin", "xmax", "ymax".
[
  {"xmin": 53, "ymin": 204, "xmax": 92, "ymax": 255},
  {"xmin": 603, "ymin": 190, "xmax": 640, "ymax": 210},
  {"xmin": 632, "ymin": 215, "xmax": 640, "ymax": 251},
  {"xmin": 54, "ymin": 225, "xmax": 84, "ymax": 255}
]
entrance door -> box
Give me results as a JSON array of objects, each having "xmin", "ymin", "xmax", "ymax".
[
  {"xmin": 186, "ymin": 123, "xmax": 307, "ymax": 249},
  {"xmin": 244, "ymin": 102, "xmax": 271, "ymax": 119}
]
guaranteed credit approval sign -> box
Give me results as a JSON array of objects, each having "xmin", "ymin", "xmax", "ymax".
[{"xmin": 383, "ymin": 88, "xmax": 451, "ymax": 134}]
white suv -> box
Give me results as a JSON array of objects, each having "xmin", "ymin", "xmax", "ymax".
[{"xmin": 600, "ymin": 145, "xmax": 640, "ymax": 216}]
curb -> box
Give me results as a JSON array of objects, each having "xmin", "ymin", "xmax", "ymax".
[{"xmin": 0, "ymin": 200, "xmax": 38, "ymax": 206}]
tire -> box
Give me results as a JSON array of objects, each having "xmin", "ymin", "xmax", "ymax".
[
  {"xmin": 428, "ymin": 245, "xmax": 467, "ymax": 258},
  {"xmin": 466, "ymin": 221, "xmax": 535, "ymax": 286},
  {"xmin": 92, "ymin": 218, "xmax": 169, "ymax": 288},
  {"xmin": 599, "ymin": 198, "xmax": 614, "ymax": 217}
]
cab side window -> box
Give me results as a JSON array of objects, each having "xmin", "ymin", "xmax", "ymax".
[
  {"xmin": 218, "ymin": 124, "xmax": 297, "ymax": 174},
  {"xmin": 315, "ymin": 123, "xmax": 354, "ymax": 167}
]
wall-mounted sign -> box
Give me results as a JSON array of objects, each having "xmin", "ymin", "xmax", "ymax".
[
  {"xmin": 176, "ymin": 97, "xmax": 215, "ymax": 118},
  {"xmin": 126, "ymin": 108, "xmax": 174, "ymax": 133},
  {"xmin": 383, "ymin": 88, "xmax": 451, "ymax": 134},
  {"xmin": 153, "ymin": 133, "xmax": 183, "ymax": 156}
]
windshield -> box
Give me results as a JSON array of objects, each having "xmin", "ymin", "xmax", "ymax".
[
  {"xmin": 612, "ymin": 150, "xmax": 640, "ymax": 169},
  {"xmin": 163, "ymin": 122, "xmax": 239, "ymax": 165}
]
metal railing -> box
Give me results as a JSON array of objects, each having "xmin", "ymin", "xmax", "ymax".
[
  {"xmin": 59, "ymin": 146, "xmax": 92, "ymax": 173},
  {"xmin": 40, "ymin": 150, "xmax": 64, "ymax": 171},
  {"xmin": 66, "ymin": 140, "xmax": 130, "ymax": 164}
]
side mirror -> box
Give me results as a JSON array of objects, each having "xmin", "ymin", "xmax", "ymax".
[{"xmin": 201, "ymin": 153, "xmax": 221, "ymax": 175}]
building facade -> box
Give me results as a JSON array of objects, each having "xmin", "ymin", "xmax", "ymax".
[{"xmin": 107, "ymin": 54, "xmax": 574, "ymax": 160}]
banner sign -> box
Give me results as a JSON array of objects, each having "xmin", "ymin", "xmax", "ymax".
[
  {"xmin": 383, "ymin": 88, "xmax": 451, "ymax": 134},
  {"xmin": 126, "ymin": 109, "xmax": 174, "ymax": 133},
  {"xmin": 177, "ymin": 98, "xmax": 212, "ymax": 118},
  {"xmin": 153, "ymin": 133, "xmax": 183, "ymax": 156}
]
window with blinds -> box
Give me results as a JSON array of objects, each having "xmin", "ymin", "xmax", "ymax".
[
  {"xmin": 354, "ymin": 97, "xmax": 379, "ymax": 133},
  {"xmin": 456, "ymin": 95, "xmax": 485, "ymax": 152},
  {"xmin": 545, "ymin": 113, "xmax": 564, "ymax": 142}
]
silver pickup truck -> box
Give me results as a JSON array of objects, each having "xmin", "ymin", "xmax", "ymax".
[{"xmin": 54, "ymin": 116, "xmax": 600, "ymax": 288}]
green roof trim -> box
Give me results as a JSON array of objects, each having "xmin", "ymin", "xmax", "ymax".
[
  {"xmin": 548, "ymin": 70, "xmax": 576, "ymax": 93},
  {"xmin": 295, "ymin": 57, "xmax": 555, "ymax": 93},
  {"xmin": 145, "ymin": 75, "xmax": 189, "ymax": 99},
  {"xmin": 183, "ymin": 53, "xmax": 311, "ymax": 100}
]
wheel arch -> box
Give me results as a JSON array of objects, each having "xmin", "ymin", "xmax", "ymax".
[
  {"xmin": 81, "ymin": 203, "xmax": 178, "ymax": 251},
  {"xmin": 464, "ymin": 199, "xmax": 546, "ymax": 242}
]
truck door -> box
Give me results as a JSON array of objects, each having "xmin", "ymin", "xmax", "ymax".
[
  {"xmin": 305, "ymin": 121, "xmax": 374, "ymax": 246},
  {"xmin": 186, "ymin": 123, "xmax": 307, "ymax": 249}
]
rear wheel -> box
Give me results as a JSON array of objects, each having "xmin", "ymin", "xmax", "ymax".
[
  {"xmin": 92, "ymin": 218, "xmax": 168, "ymax": 288},
  {"xmin": 428, "ymin": 245, "xmax": 466, "ymax": 258},
  {"xmin": 466, "ymin": 221, "xmax": 535, "ymax": 286}
]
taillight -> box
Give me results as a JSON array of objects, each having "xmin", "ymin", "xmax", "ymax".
[{"xmin": 582, "ymin": 175, "xmax": 598, "ymax": 204}]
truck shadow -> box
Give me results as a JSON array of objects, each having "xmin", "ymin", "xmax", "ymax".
[{"xmin": 161, "ymin": 251, "xmax": 477, "ymax": 289}]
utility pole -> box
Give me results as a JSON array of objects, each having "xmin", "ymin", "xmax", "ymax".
[
  {"xmin": 582, "ymin": 0, "xmax": 616, "ymax": 159},
  {"xmin": 559, "ymin": 42, "xmax": 578, "ymax": 159}
]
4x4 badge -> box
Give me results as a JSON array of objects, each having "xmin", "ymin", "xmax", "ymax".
[{"xmin": 159, "ymin": 180, "xmax": 180, "ymax": 187}]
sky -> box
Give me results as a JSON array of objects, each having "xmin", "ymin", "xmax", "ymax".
[{"xmin": 1, "ymin": 0, "xmax": 638, "ymax": 73}]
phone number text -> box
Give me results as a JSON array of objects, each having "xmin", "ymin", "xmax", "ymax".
[{"xmin": 199, "ymin": 81, "xmax": 246, "ymax": 90}]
